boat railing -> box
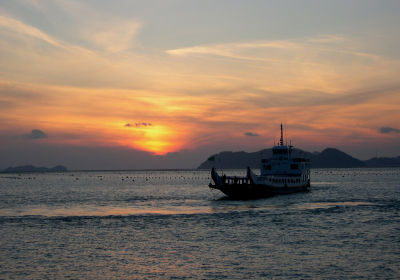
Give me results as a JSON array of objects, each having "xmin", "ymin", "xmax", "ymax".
[
  {"xmin": 270, "ymin": 174, "xmax": 302, "ymax": 177},
  {"xmin": 223, "ymin": 176, "xmax": 249, "ymax": 185}
]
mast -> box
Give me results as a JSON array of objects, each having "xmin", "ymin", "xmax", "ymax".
[{"xmin": 280, "ymin": 124, "xmax": 283, "ymax": 146}]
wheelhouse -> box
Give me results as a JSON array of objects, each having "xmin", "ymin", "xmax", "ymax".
[{"xmin": 260, "ymin": 145, "xmax": 310, "ymax": 182}]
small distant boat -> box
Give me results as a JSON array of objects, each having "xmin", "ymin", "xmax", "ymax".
[{"xmin": 209, "ymin": 124, "xmax": 311, "ymax": 198}]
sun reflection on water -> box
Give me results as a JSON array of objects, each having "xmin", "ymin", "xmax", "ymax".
[{"xmin": 1, "ymin": 201, "xmax": 372, "ymax": 217}]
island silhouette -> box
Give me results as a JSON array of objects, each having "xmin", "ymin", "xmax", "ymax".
[
  {"xmin": 2, "ymin": 165, "xmax": 68, "ymax": 173},
  {"xmin": 198, "ymin": 148, "xmax": 400, "ymax": 169}
]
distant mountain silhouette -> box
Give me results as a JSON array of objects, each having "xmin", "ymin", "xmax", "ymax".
[
  {"xmin": 311, "ymin": 148, "xmax": 365, "ymax": 168},
  {"xmin": 197, "ymin": 148, "xmax": 366, "ymax": 169},
  {"xmin": 2, "ymin": 165, "xmax": 68, "ymax": 173},
  {"xmin": 364, "ymin": 157, "xmax": 400, "ymax": 167}
]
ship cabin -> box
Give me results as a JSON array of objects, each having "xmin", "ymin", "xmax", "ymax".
[{"xmin": 260, "ymin": 145, "xmax": 310, "ymax": 182}]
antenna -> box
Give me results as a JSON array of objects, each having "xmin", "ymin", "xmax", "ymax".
[
  {"xmin": 285, "ymin": 124, "xmax": 288, "ymax": 146},
  {"xmin": 280, "ymin": 124, "xmax": 283, "ymax": 146},
  {"xmin": 284, "ymin": 117, "xmax": 287, "ymax": 146}
]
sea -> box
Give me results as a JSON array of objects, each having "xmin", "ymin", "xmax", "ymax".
[{"xmin": 0, "ymin": 168, "xmax": 399, "ymax": 279}]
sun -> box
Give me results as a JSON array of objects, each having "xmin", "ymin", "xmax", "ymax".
[
  {"xmin": 126, "ymin": 124, "xmax": 182, "ymax": 155},
  {"xmin": 136, "ymin": 140, "xmax": 172, "ymax": 155}
]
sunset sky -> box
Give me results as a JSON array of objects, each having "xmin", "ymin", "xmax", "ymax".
[{"xmin": 1, "ymin": 0, "xmax": 400, "ymax": 170}]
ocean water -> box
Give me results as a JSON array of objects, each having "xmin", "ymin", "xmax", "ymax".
[{"xmin": 0, "ymin": 168, "xmax": 399, "ymax": 279}]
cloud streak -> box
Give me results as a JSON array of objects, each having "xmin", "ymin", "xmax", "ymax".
[
  {"xmin": 20, "ymin": 0, "xmax": 143, "ymax": 53},
  {"xmin": 0, "ymin": 15, "xmax": 64, "ymax": 48},
  {"xmin": 167, "ymin": 36, "xmax": 379, "ymax": 62},
  {"xmin": 125, "ymin": 123, "xmax": 153, "ymax": 128},
  {"xmin": 245, "ymin": 132, "xmax": 260, "ymax": 137}
]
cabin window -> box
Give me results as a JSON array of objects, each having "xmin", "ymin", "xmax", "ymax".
[
  {"xmin": 290, "ymin": 164, "xmax": 299, "ymax": 170},
  {"xmin": 273, "ymin": 149, "xmax": 288, "ymax": 155}
]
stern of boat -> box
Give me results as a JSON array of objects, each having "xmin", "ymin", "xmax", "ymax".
[
  {"xmin": 246, "ymin": 167, "xmax": 257, "ymax": 185},
  {"xmin": 211, "ymin": 167, "xmax": 223, "ymax": 186}
]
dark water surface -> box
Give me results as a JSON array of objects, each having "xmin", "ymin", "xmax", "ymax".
[{"xmin": 1, "ymin": 168, "xmax": 399, "ymax": 279}]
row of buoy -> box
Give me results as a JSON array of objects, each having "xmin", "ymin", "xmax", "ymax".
[
  {"xmin": 0, "ymin": 177, "xmax": 37, "ymax": 179},
  {"xmin": 313, "ymin": 173, "xmax": 399, "ymax": 176},
  {"xmin": 1, "ymin": 176, "xmax": 210, "ymax": 180}
]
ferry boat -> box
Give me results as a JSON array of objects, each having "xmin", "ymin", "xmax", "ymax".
[{"xmin": 209, "ymin": 124, "xmax": 310, "ymax": 198}]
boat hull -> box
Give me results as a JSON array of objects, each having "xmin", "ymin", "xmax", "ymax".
[{"xmin": 209, "ymin": 182, "xmax": 310, "ymax": 199}]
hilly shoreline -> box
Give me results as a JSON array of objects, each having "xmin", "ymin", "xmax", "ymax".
[
  {"xmin": 197, "ymin": 148, "xmax": 400, "ymax": 169},
  {"xmin": 1, "ymin": 165, "xmax": 68, "ymax": 173}
]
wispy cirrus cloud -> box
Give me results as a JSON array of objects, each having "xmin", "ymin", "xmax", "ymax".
[
  {"xmin": 0, "ymin": 15, "xmax": 63, "ymax": 48},
  {"xmin": 0, "ymin": 6, "xmax": 148, "ymax": 88},
  {"xmin": 166, "ymin": 35, "xmax": 379, "ymax": 61},
  {"xmin": 0, "ymin": 0, "xmax": 142, "ymax": 55},
  {"xmin": 48, "ymin": 0, "xmax": 142, "ymax": 53},
  {"xmin": 90, "ymin": 22, "xmax": 142, "ymax": 53},
  {"xmin": 165, "ymin": 34, "xmax": 396, "ymax": 102}
]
